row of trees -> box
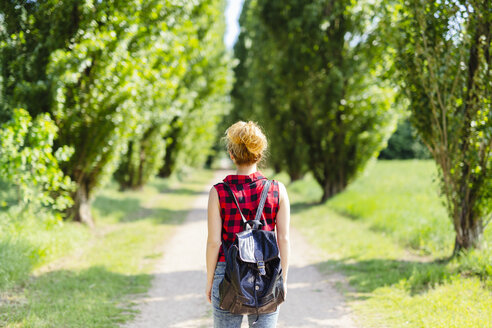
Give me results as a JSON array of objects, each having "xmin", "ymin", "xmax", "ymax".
[
  {"xmin": 231, "ymin": 0, "xmax": 491, "ymax": 252},
  {"xmin": 0, "ymin": 0, "xmax": 232, "ymax": 227},
  {"xmin": 232, "ymin": 0, "xmax": 400, "ymax": 201}
]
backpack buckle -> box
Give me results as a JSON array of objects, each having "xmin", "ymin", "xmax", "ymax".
[{"xmin": 257, "ymin": 261, "xmax": 266, "ymax": 275}]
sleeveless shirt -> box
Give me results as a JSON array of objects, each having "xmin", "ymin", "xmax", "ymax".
[{"xmin": 213, "ymin": 171, "xmax": 280, "ymax": 263}]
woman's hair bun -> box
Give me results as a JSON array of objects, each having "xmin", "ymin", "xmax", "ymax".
[{"xmin": 225, "ymin": 121, "xmax": 267, "ymax": 164}]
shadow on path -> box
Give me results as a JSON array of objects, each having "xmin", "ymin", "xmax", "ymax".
[
  {"xmin": 121, "ymin": 263, "xmax": 358, "ymax": 328},
  {"xmin": 121, "ymin": 170, "xmax": 359, "ymax": 328},
  {"xmin": 318, "ymin": 257, "xmax": 453, "ymax": 298},
  {"xmin": 1, "ymin": 265, "xmax": 150, "ymax": 327},
  {"xmin": 93, "ymin": 194, "xmax": 191, "ymax": 225},
  {"xmin": 146, "ymin": 178, "xmax": 210, "ymax": 196}
]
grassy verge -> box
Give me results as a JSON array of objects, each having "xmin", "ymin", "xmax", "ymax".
[
  {"xmin": 0, "ymin": 170, "xmax": 214, "ymax": 327},
  {"xmin": 272, "ymin": 160, "xmax": 492, "ymax": 328}
]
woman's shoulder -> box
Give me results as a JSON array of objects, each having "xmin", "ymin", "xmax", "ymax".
[
  {"xmin": 270, "ymin": 179, "xmax": 287, "ymax": 203},
  {"xmin": 212, "ymin": 176, "xmax": 227, "ymax": 187},
  {"xmin": 212, "ymin": 181, "xmax": 224, "ymax": 188},
  {"xmin": 211, "ymin": 181, "xmax": 227, "ymax": 198},
  {"xmin": 269, "ymin": 178, "xmax": 285, "ymax": 189}
]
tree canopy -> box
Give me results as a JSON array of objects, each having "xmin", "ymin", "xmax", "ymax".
[
  {"xmin": 0, "ymin": 0, "xmax": 231, "ymax": 226},
  {"xmin": 231, "ymin": 0, "xmax": 400, "ymax": 200}
]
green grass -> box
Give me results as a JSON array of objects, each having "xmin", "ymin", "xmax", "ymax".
[
  {"xmin": 272, "ymin": 160, "xmax": 492, "ymax": 328},
  {"xmin": 0, "ymin": 210, "xmax": 92, "ymax": 291},
  {"xmin": 0, "ymin": 170, "xmax": 214, "ymax": 327},
  {"xmin": 329, "ymin": 160, "xmax": 455, "ymax": 256}
]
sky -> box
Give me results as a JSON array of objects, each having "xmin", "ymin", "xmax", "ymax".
[{"xmin": 224, "ymin": 0, "xmax": 244, "ymax": 49}]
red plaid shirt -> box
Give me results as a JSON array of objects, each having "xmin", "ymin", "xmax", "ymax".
[{"xmin": 213, "ymin": 171, "xmax": 280, "ymax": 262}]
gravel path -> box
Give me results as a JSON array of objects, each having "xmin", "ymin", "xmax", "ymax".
[{"xmin": 121, "ymin": 170, "xmax": 358, "ymax": 328}]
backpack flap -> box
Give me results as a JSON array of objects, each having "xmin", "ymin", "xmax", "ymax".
[{"xmin": 236, "ymin": 229, "xmax": 279, "ymax": 275}]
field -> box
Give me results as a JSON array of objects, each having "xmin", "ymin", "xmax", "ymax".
[
  {"xmin": 0, "ymin": 170, "xmax": 214, "ymax": 327},
  {"xmin": 1, "ymin": 160, "xmax": 490, "ymax": 327},
  {"xmin": 272, "ymin": 160, "xmax": 491, "ymax": 327}
]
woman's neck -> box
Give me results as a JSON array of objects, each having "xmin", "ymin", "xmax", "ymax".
[{"xmin": 235, "ymin": 164, "xmax": 258, "ymax": 175}]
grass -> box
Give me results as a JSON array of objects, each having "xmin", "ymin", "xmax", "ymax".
[
  {"xmin": 2, "ymin": 160, "xmax": 490, "ymax": 327},
  {"xmin": 0, "ymin": 209, "xmax": 92, "ymax": 292},
  {"xmin": 271, "ymin": 160, "xmax": 492, "ymax": 328},
  {"xmin": 0, "ymin": 170, "xmax": 214, "ymax": 327},
  {"xmin": 328, "ymin": 160, "xmax": 455, "ymax": 256}
]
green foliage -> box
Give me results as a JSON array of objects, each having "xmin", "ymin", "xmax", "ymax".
[
  {"xmin": 0, "ymin": 1, "xmax": 232, "ymax": 224},
  {"xmin": 156, "ymin": 0, "xmax": 232, "ymax": 179},
  {"xmin": 232, "ymin": 0, "xmax": 400, "ymax": 200},
  {"xmin": 0, "ymin": 0, "xmax": 79, "ymax": 120},
  {"xmin": 114, "ymin": 126, "xmax": 165, "ymax": 190},
  {"xmin": 117, "ymin": 0, "xmax": 232, "ymax": 187},
  {"xmin": 46, "ymin": 0, "xmax": 182, "ymax": 224},
  {"xmin": 379, "ymin": 118, "xmax": 431, "ymax": 159},
  {"xmin": 391, "ymin": 0, "xmax": 492, "ymax": 251},
  {"xmin": 455, "ymin": 247, "xmax": 492, "ymax": 279},
  {"xmin": 0, "ymin": 108, "xmax": 74, "ymax": 211},
  {"xmin": 279, "ymin": 160, "xmax": 463, "ymax": 256}
]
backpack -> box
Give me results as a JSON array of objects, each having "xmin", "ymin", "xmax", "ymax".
[{"xmin": 218, "ymin": 179, "xmax": 285, "ymax": 323}]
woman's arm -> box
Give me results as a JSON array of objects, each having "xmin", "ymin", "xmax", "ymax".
[
  {"xmin": 205, "ymin": 186, "xmax": 222, "ymax": 303},
  {"xmin": 276, "ymin": 181, "xmax": 291, "ymax": 295}
]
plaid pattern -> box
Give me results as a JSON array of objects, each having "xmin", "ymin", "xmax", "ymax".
[{"xmin": 213, "ymin": 171, "xmax": 280, "ymax": 262}]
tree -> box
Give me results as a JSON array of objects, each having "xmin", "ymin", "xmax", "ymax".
[
  {"xmin": 116, "ymin": 0, "xmax": 230, "ymax": 187},
  {"xmin": 114, "ymin": 124, "xmax": 165, "ymax": 190},
  {"xmin": 1, "ymin": 1, "xmax": 231, "ymax": 226},
  {"xmin": 393, "ymin": 0, "xmax": 491, "ymax": 252},
  {"xmin": 46, "ymin": 0, "xmax": 176, "ymax": 227},
  {"xmin": 157, "ymin": 0, "xmax": 232, "ymax": 179},
  {"xmin": 379, "ymin": 118, "xmax": 431, "ymax": 159},
  {"xmin": 232, "ymin": 0, "xmax": 399, "ymax": 199}
]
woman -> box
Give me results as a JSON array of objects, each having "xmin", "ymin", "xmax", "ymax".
[{"xmin": 205, "ymin": 121, "xmax": 291, "ymax": 328}]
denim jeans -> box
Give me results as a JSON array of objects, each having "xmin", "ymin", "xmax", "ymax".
[{"xmin": 212, "ymin": 262, "xmax": 280, "ymax": 328}]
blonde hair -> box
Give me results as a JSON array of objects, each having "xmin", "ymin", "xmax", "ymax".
[{"xmin": 225, "ymin": 121, "xmax": 267, "ymax": 165}]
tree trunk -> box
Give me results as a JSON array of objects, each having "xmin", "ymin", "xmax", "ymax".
[
  {"xmin": 453, "ymin": 211, "xmax": 484, "ymax": 255},
  {"xmin": 158, "ymin": 136, "xmax": 179, "ymax": 178},
  {"xmin": 204, "ymin": 154, "xmax": 214, "ymax": 169},
  {"xmin": 115, "ymin": 140, "xmax": 135, "ymax": 191},
  {"xmin": 288, "ymin": 170, "xmax": 304, "ymax": 183},
  {"xmin": 158, "ymin": 141, "xmax": 175, "ymax": 178},
  {"xmin": 67, "ymin": 180, "xmax": 94, "ymax": 228},
  {"xmin": 320, "ymin": 179, "xmax": 346, "ymax": 203},
  {"xmin": 273, "ymin": 162, "xmax": 282, "ymax": 174},
  {"xmin": 286, "ymin": 153, "xmax": 305, "ymax": 182},
  {"xmin": 136, "ymin": 143, "xmax": 146, "ymax": 188},
  {"xmin": 158, "ymin": 121, "xmax": 181, "ymax": 178}
]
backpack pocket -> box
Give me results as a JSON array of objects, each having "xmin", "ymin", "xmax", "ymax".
[{"xmin": 218, "ymin": 277, "xmax": 236, "ymax": 311}]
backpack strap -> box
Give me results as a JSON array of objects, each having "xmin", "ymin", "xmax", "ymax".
[
  {"xmin": 221, "ymin": 181, "xmax": 248, "ymax": 226},
  {"xmin": 254, "ymin": 180, "xmax": 272, "ymax": 225},
  {"xmin": 221, "ymin": 179, "xmax": 271, "ymax": 230}
]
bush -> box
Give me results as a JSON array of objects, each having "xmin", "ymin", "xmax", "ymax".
[
  {"xmin": 379, "ymin": 119, "xmax": 431, "ymax": 160},
  {"xmin": 0, "ymin": 108, "xmax": 74, "ymax": 212}
]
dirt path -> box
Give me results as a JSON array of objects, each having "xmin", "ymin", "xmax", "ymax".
[{"xmin": 121, "ymin": 170, "xmax": 358, "ymax": 328}]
